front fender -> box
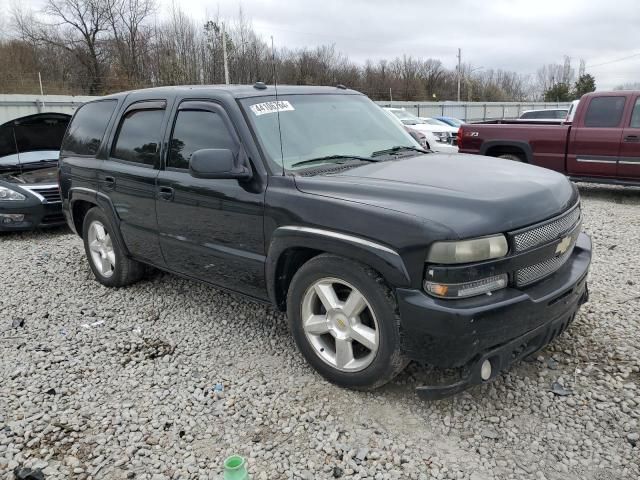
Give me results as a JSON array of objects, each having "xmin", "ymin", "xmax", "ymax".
[{"xmin": 265, "ymin": 225, "xmax": 411, "ymax": 306}]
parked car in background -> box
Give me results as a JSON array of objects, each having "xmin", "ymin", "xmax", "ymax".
[
  {"xmin": 59, "ymin": 85, "xmax": 591, "ymax": 399},
  {"xmin": 419, "ymin": 117, "xmax": 459, "ymax": 145},
  {"xmin": 434, "ymin": 116, "xmax": 465, "ymax": 128},
  {"xmin": 404, "ymin": 126, "xmax": 430, "ymax": 149},
  {"xmin": 0, "ymin": 113, "xmax": 70, "ymax": 230},
  {"xmin": 384, "ymin": 108, "xmax": 457, "ymax": 153},
  {"xmin": 518, "ymin": 108, "xmax": 569, "ymax": 120},
  {"xmin": 566, "ymin": 100, "xmax": 581, "ymax": 123},
  {"xmin": 459, "ymin": 91, "xmax": 640, "ymax": 185}
]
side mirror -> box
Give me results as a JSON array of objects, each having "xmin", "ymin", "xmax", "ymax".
[{"xmin": 189, "ymin": 149, "xmax": 252, "ymax": 180}]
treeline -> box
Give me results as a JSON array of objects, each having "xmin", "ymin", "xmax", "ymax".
[{"xmin": 0, "ymin": 0, "xmax": 589, "ymax": 101}]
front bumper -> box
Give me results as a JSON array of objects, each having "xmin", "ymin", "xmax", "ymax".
[
  {"xmin": 0, "ymin": 197, "xmax": 65, "ymax": 231},
  {"xmin": 396, "ymin": 232, "xmax": 592, "ymax": 399}
]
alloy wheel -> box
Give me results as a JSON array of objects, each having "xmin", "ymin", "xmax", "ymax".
[
  {"xmin": 87, "ymin": 220, "xmax": 115, "ymax": 278},
  {"xmin": 301, "ymin": 277, "xmax": 379, "ymax": 372}
]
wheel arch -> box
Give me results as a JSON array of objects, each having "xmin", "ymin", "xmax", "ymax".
[
  {"xmin": 68, "ymin": 187, "xmax": 130, "ymax": 256},
  {"xmin": 481, "ymin": 140, "xmax": 533, "ymax": 163},
  {"xmin": 266, "ymin": 226, "xmax": 411, "ymax": 311}
]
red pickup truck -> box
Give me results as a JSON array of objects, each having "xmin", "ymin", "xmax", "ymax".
[{"xmin": 458, "ymin": 91, "xmax": 640, "ymax": 185}]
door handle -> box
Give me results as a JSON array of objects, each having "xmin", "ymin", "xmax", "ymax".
[
  {"xmin": 158, "ymin": 186, "xmax": 174, "ymax": 201},
  {"xmin": 624, "ymin": 135, "xmax": 639, "ymax": 142},
  {"xmin": 104, "ymin": 176, "xmax": 116, "ymax": 189}
]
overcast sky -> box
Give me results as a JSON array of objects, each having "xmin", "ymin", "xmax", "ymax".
[{"xmin": 6, "ymin": 0, "xmax": 640, "ymax": 90}]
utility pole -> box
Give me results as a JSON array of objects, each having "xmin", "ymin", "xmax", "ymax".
[
  {"xmin": 456, "ymin": 48, "xmax": 461, "ymax": 102},
  {"xmin": 38, "ymin": 72, "xmax": 45, "ymax": 110},
  {"xmin": 222, "ymin": 22, "xmax": 230, "ymax": 85}
]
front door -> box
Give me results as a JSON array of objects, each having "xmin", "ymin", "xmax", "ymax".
[
  {"xmin": 618, "ymin": 95, "xmax": 640, "ymax": 180},
  {"xmin": 101, "ymin": 100, "xmax": 168, "ymax": 264},
  {"xmin": 156, "ymin": 100, "xmax": 266, "ymax": 299},
  {"xmin": 567, "ymin": 95, "xmax": 626, "ymax": 178}
]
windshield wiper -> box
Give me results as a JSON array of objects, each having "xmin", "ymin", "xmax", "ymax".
[
  {"xmin": 371, "ymin": 146, "xmax": 430, "ymax": 157},
  {"xmin": 291, "ymin": 154, "xmax": 377, "ymax": 168}
]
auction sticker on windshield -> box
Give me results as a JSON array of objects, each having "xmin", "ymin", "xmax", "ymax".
[{"xmin": 249, "ymin": 101, "xmax": 295, "ymax": 116}]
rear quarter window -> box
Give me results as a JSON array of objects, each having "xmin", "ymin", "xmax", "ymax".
[{"xmin": 61, "ymin": 100, "xmax": 118, "ymax": 156}]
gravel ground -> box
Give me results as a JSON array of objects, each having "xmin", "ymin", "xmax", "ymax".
[{"xmin": 1, "ymin": 184, "xmax": 639, "ymax": 480}]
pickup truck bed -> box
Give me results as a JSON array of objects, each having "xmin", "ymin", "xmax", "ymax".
[{"xmin": 459, "ymin": 91, "xmax": 640, "ymax": 185}]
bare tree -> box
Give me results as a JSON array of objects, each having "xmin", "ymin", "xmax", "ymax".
[
  {"xmin": 13, "ymin": 0, "xmax": 112, "ymax": 94},
  {"xmin": 106, "ymin": 0, "xmax": 156, "ymax": 85}
]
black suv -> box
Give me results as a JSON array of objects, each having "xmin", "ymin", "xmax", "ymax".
[{"xmin": 59, "ymin": 85, "xmax": 591, "ymax": 399}]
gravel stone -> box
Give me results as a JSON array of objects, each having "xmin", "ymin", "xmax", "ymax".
[{"xmin": 1, "ymin": 184, "xmax": 639, "ymax": 479}]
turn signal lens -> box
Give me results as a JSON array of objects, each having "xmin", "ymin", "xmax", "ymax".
[{"xmin": 424, "ymin": 274, "xmax": 508, "ymax": 299}]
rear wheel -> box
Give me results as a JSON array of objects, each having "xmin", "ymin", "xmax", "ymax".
[
  {"xmin": 498, "ymin": 153, "xmax": 524, "ymax": 162},
  {"xmin": 287, "ymin": 254, "xmax": 407, "ymax": 390},
  {"xmin": 82, "ymin": 208, "xmax": 144, "ymax": 287}
]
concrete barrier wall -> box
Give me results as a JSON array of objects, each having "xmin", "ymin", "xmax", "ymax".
[
  {"xmin": 0, "ymin": 93, "xmax": 571, "ymax": 124},
  {"xmin": 0, "ymin": 94, "xmax": 97, "ymax": 124}
]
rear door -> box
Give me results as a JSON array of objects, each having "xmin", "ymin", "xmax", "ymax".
[
  {"xmin": 567, "ymin": 95, "xmax": 626, "ymax": 177},
  {"xmin": 618, "ymin": 95, "xmax": 640, "ymax": 180},
  {"xmin": 155, "ymin": 100, "xmax": 266, "ymax": 298},
  {"xmin": 101, "ymin": 100, "xmax": 169, "ymax": 265}
]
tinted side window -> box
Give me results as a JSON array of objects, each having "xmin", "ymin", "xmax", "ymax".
[
  {"xmin": 61, "ymin": 100, "xmax": 117, "ymax": 156},
  {"xmin": 630, "ymin": 98, "xmax": 640, "ymax": 128},
  {"xmin": 168, "ymin": 110, "xmax": 236, "ymax": 169},
  {"xmin": 584, "ymin": 97, "xmax": 626, "ymax": 128},
  {"xmin": 112, "ymin": 109, "xmax": 164, "ymax": 166}
]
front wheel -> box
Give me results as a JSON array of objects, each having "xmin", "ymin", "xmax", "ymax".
[
  {"xmin": 287, "ymin": 254, "xmax": 408, "ymax": 390},
  {"xmin": 82, "ymin": 208, "xmax": 144, "ymax": 287}
]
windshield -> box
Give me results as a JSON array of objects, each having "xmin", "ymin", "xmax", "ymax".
[
  {"xmin": 439, "ymin": 117, "xmax": 463, "ymax": 127},
  {"xmin": 423, "ymin": 118, "xmax": 449, "ymax": 126},
  {"xmin": 241, "ymin": 95, "xmax": 421, "ymax": 171}
]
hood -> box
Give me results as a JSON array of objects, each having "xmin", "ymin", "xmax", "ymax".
[
  {"xmin": 0, "ymin": 165, "xmax": 58, "ymax": 185},
  {"xmin": 294, "ymin": 153, "xmax": 577, "ymax": 239}
]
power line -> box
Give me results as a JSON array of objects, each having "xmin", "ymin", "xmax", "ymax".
[{"xmin": 586, "ymin": 52, "xmax": 640, "ymax": 70}]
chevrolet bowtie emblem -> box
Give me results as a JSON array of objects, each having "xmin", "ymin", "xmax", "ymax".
[{"xmin": 555, "ymin": 236, "xmax": 572, "ymax": 256}]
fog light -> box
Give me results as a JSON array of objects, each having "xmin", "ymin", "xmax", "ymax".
[
  {"xmin": 480, "ymin": 359, "xmax": 492, "ymax": 381},
  {"xmin": 0, "ymin": 214, "xmax": 25, "ymax": 224}
]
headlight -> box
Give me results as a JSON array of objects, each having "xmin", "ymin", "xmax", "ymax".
[
  {"xmin": 0, "ymin": 186, "xmax": 26, "ymax": 201},
  {"xmin": 433, "ymin": 131, "xmax": 449, "ymax": 143},
  {"xmin": 426, "ymin": 235, "xmax": 508, "ymax": 264},
  {"xmin": 424, "ymin": 235, "xmax": 510, "ymax": 299}
]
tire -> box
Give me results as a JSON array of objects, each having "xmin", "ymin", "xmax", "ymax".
[
  {"xmin": 286, "ymin": 254, "xmax": 408, "ymax": 390},
  {"xmin": 82, "ymin": 207, "xmax": 144, "ymax": 287},
  {"xmin": 498, "ymin": 153, "xmax": 524, "ymax": 162}
]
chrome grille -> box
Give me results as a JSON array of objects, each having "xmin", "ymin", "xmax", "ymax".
[
  {"xmin": 512, "ymin": 205, "xmax": 581, "ymax": 253},
  {"xmin": 24, "ymin": 185, "xmax": 62, "ymax": 203},
  {"xmin": 515, "ymin": 247, "xmax": 574, "ymax": 286}
]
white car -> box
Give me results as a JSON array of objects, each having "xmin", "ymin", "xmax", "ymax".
[
  {"xmin": 384, "ymin": 108, "xmax": 458, "ymax": 153},
  {"xmin": 418, "ymin": 117, "xmax": 460, "ymax": 145}
]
